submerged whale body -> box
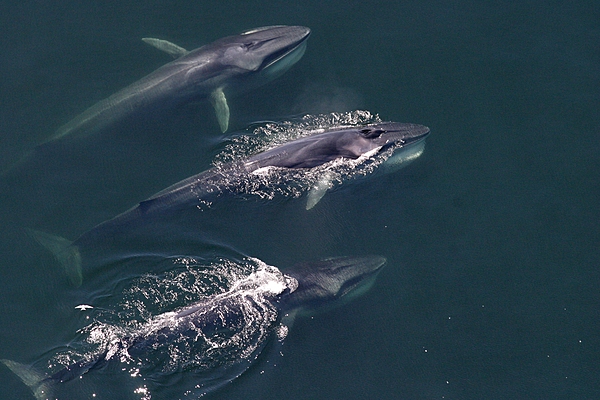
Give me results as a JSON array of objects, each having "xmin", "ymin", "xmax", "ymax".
[
  {"xmin": 50, "ymin": 25, "xmax": 310, "ymax": 140},
  {"xmin": 29, "ymin": 121, "xmax": 428, "ymax": 285},
  {"xmin": 1, "ymin": 26, "xmax": 310, "ymax": 176},
  {"xmin": 1, "ymin": 255, "xmax": 386, "ymax": 399}
]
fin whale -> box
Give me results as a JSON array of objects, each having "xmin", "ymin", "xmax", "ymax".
[
  {"xmin": 29, "ymin": 122, "xmax": 428, "ymax": 285},
  {"xmin": 51, "ymin": 25, "xmax": 310, "ymax": 141},
  {"xmin": 0, "ymin": 26, "xmax": 310, "ymax": 177},
  {"xmin": 1, "ymin": 255, "xmax": 386, "ymax": 399}
]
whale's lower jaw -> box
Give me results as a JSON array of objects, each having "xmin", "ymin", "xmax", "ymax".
[{"xmin": 382, "ymin": 140, "xmax": 426, "ymax": 172}]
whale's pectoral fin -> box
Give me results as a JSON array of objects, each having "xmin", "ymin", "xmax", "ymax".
[
  {"xmin": 210, "ymin": 88, "xmax": 230, "ymax": 133},
  {"xmin": 26, "ymin": 229, "xmax": 82, "ymax": 287},
  {"xmin": 1, "ymin": 359, "xmax": 51, "ymax": 400},
  {"xmin": 306, "ymin": 172, "xmax": 335, "ymax": 210},
  {"xmin": 141, "ymin": 37, "xmax": 189, "ymax": 58}
]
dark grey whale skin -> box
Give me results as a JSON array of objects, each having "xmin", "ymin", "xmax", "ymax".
[
  {"xmin": 27, "ymin": 256, "xmax": 386, "ymax": 396},
  {"xmin": 48, "ymin": 25, "xmax": 311, "ymax": 142},
  {"xmin": 27, "ymin": 122, "xmax": 427, "ymax": 285},
  {"xmin": 75, "ymin": 122, "xmax": 430, "ymax": 242}
]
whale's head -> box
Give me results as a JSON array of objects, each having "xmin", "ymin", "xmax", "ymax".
[
  {"xmin": 244, "ymin": 122, "xmax": 430, "ymax": 171},
  {"xmin": 281, "ymin": 256, "xmax": 387, "ymax": 314},
  {"xmin": 211, "ymin": 25, "xmax": 310, "ymax": 80},
  {"xmin": 353, "ymin": 122, "xmax": 430, "ymax": 156},
  {"xmin": 349, "ymin": 122, "xmax": 431, "ymax": 172}
]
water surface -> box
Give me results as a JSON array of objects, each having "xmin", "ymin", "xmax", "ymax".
[{"xmin": 1, "ymin": 1, "xmax": 599, "ymax": 399}]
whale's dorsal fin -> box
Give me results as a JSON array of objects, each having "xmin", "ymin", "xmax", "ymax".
[
  {"xmin": 138, "ymin": 198, "xmax": 155, "ymax": 213},
  {"xmin": 142, "ymin": 37, "xmax": 189, "ymax": 58},
  {"xmin": 210, "ymin": 87, "xmax": 230, "ymax": 132},
  {"xmin": 306, "ymin": 172, "xmax": 335, "ymax": 210}
]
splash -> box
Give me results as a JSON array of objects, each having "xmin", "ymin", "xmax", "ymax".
[
  {"xmin": 45, "ymin": 257, "xmax": 297, "ymax": 397},
  {"xmin": 207, "ymin": 110, "xmax": 398, "ymax": 202},
  {"xmin": 214, "ymin": 110, "xmax": 381, "ymax": 164}
]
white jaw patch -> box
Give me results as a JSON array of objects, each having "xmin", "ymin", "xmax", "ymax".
[{"xmin": 383, "ymin": 140, "xmax": 425, "ymax": 171}]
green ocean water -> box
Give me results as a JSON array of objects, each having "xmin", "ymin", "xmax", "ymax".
[{"xmin": 0, "ymin": 1, "xmax": 598, "ymax": 399}]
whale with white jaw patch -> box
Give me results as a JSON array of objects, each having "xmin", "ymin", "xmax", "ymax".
[
  {"xmin": 1, "ymin": 255, "xmax": 386, "ymax": 399},
  {"xmin": 27, "ymin": 121, "xmax": 428, "ymax": 286},
  {"xmin": 50, "ymin": 25, "xmax": 310, "ymax": 140}
]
